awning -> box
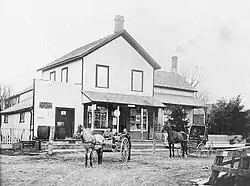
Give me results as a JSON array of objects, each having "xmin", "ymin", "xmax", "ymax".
[
  {"xmin": 0, "ymin": 97, "xmax": 33, "ymax": 114},
  {"xmin": 154, "ymin": 93, "xmax": 204, "ymax": 108},
  {"xmin": 82, "ymin": 91, "xmax": 165, "ymax": 107}
]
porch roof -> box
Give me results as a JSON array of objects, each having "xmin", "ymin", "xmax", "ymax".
[
  {"xmin": 154, "ymin": 93, "xmax": 204, "ymax": 108},
  {"xmin": 82, "ymin": 91, "xmax": 165, "ymax": 107},
  {"xmin": 0, "ymin": 97, "xmax": 33, "ymax": 114}
]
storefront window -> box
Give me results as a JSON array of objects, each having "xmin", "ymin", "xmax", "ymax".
[
  {"xmin": 130, "ymin": 108, "xmax": 148, "ymax": 131},
  {"xmin": 87, "ymin": 105, "xmax": 108, "ymax": 129}
]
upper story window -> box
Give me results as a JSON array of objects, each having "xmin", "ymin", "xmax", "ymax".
[
  {"xmin": 61, "ymin": 67, "xmax": 68, "ymax": 83},
  {"xmin": 131, "ymin": 70, "xmax": 143, "ymax": 92},
  {"xmin": 4, "ymin": 115, "xmax": 8, "ymax": 123},
  {"xmin": 19, "ymin": 112, "xmax": 25, "ymax": 123},
  {"xmin": 96, "ymin": 65, "xmax": 109, "ymax": 88},
  {"xmin": 50, "ymin": 71, "xmax": 56, "ymax": 81}
]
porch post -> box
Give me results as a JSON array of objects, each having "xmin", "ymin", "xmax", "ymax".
[
  {"xmin": 117, "ymin": 105, "xmax": 120, "ymax": 133},
  {"xmin": 141, "ymin": 108, "xmax": 143, "ymax": 140},
  {"xmin": 152, "ymin": 109, "xmax": 156, "ymax": 153},
  {"xmin": 91, "ymin": 104, "xmax": 95, "ymax": 132}
]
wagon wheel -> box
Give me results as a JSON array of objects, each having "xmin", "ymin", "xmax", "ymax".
[{"xmin": 121, "ymin": 137, "xmax": 130, "ymax": 162}]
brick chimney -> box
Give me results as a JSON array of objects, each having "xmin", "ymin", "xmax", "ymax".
[
  {"xmin": 171, "ymin": 56, "xmax": 178, "ymax": 74},
  {"xmin": 114, "ymin": 15, "xmax": 124, "ymax": 33}
]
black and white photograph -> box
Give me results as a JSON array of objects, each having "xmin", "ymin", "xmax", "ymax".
[{"xmin": 0, "ymin": 0, "xmax": 250, "ymax": 185}]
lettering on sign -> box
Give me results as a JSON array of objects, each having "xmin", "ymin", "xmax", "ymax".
[{"xmin": 39, "ymin": 102, "xmax": 52, "ymax": 109}]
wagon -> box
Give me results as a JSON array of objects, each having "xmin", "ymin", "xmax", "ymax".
[
  {"xmin": 97, "ymin": 132, "xmax": 132, "ymax": 162},
  {"xmin": 187, "ymin": 125, "xmax": 213, "ymax": 156}
]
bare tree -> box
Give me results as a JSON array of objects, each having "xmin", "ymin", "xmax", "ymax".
[
  {"xmin": 0, "ymin": 85, "xmax": 12, "ymax": 111},
  {"xmin": 181, "ymin": 66, "xmax": 210, "ymax": 105},
  {"xmin": 181, "ymin": 65, "xmax": 200, "ymax": 88}
]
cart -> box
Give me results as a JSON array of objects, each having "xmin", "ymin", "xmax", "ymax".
[
  {"xmin": 99, "ymin": 132, "xmax": 131, "ymax": 162},
  {"xmin": 187, "ymin": 125, "xmax": 213, "ymax": 157}
]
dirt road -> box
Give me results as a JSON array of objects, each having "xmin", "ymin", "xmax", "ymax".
[{"xmin": 0, "ymin": 150, "xmax": 213, "ymax": 186}]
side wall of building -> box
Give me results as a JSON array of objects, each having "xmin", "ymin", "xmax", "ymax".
[
  {"xmin": 33, "ymin": 79, "xmax": 82, "ymax": 137},
  {"xmin": 41, "ymin": 58, "xmax": 82, "ymax": 85},
  {"xmin": 1, "ymin": 111, "xmax": 31, "ymax": 129}
]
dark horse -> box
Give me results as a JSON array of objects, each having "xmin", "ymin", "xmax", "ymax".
[
  {"xmin": 73, "ymin": 125, "xmax": 105, "ymax": 167},
  {"xmin": 162, "ymin": 123, "xmax": 188, "ymax": 158}
]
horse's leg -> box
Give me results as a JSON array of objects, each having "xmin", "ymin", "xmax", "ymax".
[
  {"xmin": 97, "ymin": 149, "xmax": 101, "ymax": 165},
  {"xmin": 172, "ymin": 143, "xmax": 175, "ymax": 158},
  {"xmin": 185, "ymin": 142, "xmax": 188, "ymax": 156},
  {"xmin": 89, "ymin": 149, "xmax": 93, "ymax": 167},
  {"xmin": 181, "ymin": 143, "xmax": 184, "ymax": 158},
  {"xmin": 169, "ymin": 142, "xmax": 172, "ymax": 158},
  {"xmin": 85, "ymin": 150, "xmax": 88, "ymax": 167},
  {"xmin": 99, "ymin": 148, "xmax": 103, "ymax": 164}
]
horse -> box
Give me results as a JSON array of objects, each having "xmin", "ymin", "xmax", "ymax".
[
  {"xmin": 73, "ymin": 125, "xmax": 105, "ymax": 167},
  {"xmin": 161, "ymin": 123, "xmax": 188, "ymax": 158}
]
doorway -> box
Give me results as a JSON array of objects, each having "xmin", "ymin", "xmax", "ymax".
[{"xmin": 55, "ymin": 107, "xmax": 75, "ymax": 139}]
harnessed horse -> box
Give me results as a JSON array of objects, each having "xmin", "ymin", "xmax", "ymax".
[
  {"xmin": 162, "ymin": 123, "xmax": 188, "ymax": 158},
  {"xmin": 73, "ymin": 125, "xmax": 105, "ymax": 167}
]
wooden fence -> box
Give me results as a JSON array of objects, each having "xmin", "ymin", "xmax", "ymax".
[
  {"xmin": 208, "ymin": 146, "xmax": 250, "ymax": 185},
  {"xmin": 0, "ymin": 128, "xmax": 31, "ymax": 148}
]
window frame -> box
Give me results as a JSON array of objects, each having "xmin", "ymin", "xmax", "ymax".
[
  {"xmin": 19, "ymin": 112, "xmax": 25, "ymax": 123},
  {"xmin": 4, "ymin": 115, "xmax": 8, "ymax": 123},
  {"xmin": 95, "ymin": 64, "xmax": 109, "ymax": 88},
  {"xmin": 61, "ymin": 67, "xmax": 68, "ymax": 83},
  {"xmin": 131, "ymin": 69, "xmax": 143, "ymax": 92},
  {"xmin": 50, "ymin": 71, "xmax": 56, "ymax": 81}
]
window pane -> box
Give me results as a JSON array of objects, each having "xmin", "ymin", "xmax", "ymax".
[
  {"xmin": 61, "ymin": 68, "xmax": 68, "ymax": 83},
  {"xmin": 97, "ymin": 66, "xmax": 108, "ymax": 88},
  {"xmin": 132, "ymin": 71, "xmax": 143, "ymax": 91}
]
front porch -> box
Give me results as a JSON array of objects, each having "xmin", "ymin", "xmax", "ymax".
[{"xmin": 82, "ymin": 91, "xmax": 165, "ymax": 140}]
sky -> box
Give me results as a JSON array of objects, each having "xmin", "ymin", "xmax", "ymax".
[{"xmin": 0, "ymin": 0, "xmax": 250, "ymax": 108}]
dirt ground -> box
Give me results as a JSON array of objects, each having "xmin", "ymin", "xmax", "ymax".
[{"xmin": 0, "ymin": 150, "xmax": 215, "ymax": 186}]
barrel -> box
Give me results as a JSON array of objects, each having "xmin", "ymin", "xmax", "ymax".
[{"xmin": 37, "ymin": 126, "xmax": 50, "ymax": 139}]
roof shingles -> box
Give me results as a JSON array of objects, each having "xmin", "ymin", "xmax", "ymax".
[{"xmin": 154, "ymin": 71, "xmax": 196, "ymax": 92}]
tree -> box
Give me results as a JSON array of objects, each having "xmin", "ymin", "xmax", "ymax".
[
  {"xmin": 181, "ymin": 66, "xmax": 211, "ymax": 105},
  {"xmin": 0, "ymin": 85, "xmax": 12, "ymax": 111},
  {"xmin": 168, "ymin": 105, "xmax": 189, "ymax": 133},
  {"xmin": 208, "ymin": 95, "xmax": 250, "ymax": 138}
]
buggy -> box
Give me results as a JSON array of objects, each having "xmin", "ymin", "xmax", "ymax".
[{"xmin": 187, "ymin": 125, "xmax": 213, "ymax": 156}]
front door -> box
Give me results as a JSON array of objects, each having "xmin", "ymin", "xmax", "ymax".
[{"xmin": 55, "ymin": 107, "xmax": 75, "ymax": 139}]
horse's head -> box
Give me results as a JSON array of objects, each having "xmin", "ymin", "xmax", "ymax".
[
  {"xmin": 73, "ymin": 125, "xmax": 83, "ymax": 139},
  {"xmin": 161, "ymin": 122, "xmax": 172, "ymax": 133}
]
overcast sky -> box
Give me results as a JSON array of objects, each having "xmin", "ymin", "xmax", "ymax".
[{"xmin": 0, "ymin": 0, "xmax": 250, "ymax": 108}]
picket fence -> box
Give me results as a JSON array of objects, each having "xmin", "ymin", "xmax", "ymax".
[{"xmin": 0, "ymin": 128, "xmax": 31, "ymax": 148}]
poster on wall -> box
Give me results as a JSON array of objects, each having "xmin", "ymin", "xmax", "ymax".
[{"xmin": 39, "ymin": 102, "xmax": 52, "ymax": 109}]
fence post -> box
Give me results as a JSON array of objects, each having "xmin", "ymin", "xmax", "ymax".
[{"xmin": 48, "ymin": 126, "xmax": 55, "ymax": 156}]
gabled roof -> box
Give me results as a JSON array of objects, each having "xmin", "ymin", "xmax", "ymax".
[
  {"xmin": 154, "ymin": 70, "xmax": 197, "ymax": 92},
  {"xmin": 38, "ymin": 30, "xmax": 161, "ymax": 71},
  {"xmin": 1, "ymin": 97, "xmax": 33, "ymax": 114}
]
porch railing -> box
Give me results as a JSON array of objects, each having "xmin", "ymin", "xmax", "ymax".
[{"xmin": 0, "ymin": 128, "xmax": 31, "ymax": 145}]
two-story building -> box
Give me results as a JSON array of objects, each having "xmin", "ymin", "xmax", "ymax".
[
  {"xmin": 0, "ymin": 15, "xmax": 204, "ymax": 143},
  {"xmin": 1, "ymin": 15, "xmax": 165, "ymax": 141}
]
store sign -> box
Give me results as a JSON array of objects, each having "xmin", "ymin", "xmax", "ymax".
[
  {"xmin": 128, "ymin": 104, "xmax": 135, "ymax": 108},
  {"xmin": 39, "ymin": 102, "xmax": 52, "ymax": 109}
]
